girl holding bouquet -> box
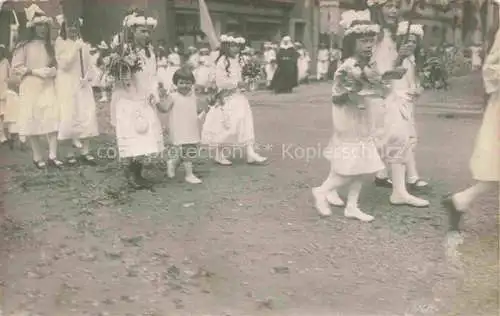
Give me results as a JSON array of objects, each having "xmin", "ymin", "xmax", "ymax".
[
  {"xmin": 108, "ymin": 10, "xmax": 164, "ymax": 190},
  {"xmin": 312, "ymin": 10, "xmax": 385, "ymax": 221},
  {"xmin": 201, "ymin": 34, "xmax": 267, "ymax": 166},
  {"xmin": 11, "ymin": 4, "xmax": 61, "ymax": 169},
  {"xmin": 364, "ymin": 0, "xmax": 429, "ymax": 208},
  {"xmin": 55, "ymin": 16, "xmax": 99, "ymax": 165}
]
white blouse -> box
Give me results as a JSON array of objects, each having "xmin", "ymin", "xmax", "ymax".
[{"xmin": 214, "ymin": 56, "xmax": 241, "ymax": 90}]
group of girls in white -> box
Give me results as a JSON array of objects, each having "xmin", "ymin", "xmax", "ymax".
[
  {"xmin": 108, "ymin": 11, "xmax": 267, "ymax": 190},
  {"xmin": 2, "ymin": 4, "xmax": 98, "ymax": 169},
  {"xmin": 312, "ymin": 0, "xmax": 430, "ymax": 222}
]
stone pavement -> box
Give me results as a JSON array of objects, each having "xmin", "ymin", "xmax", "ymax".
[{"xmin": 247, "ymin": 72, "xmax": 485, "ymax": 117}]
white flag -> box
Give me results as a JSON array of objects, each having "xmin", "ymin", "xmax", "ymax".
[{"xmin": 199, "ymin": 0, "xmax": 219, "ymax": 49}]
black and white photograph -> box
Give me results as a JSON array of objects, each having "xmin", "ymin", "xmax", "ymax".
[{"xmin": 0, "ymin": 0, "xmax": 498, "ymax": 315}]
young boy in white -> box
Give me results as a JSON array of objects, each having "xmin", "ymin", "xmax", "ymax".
[{"xmin": 157, "ymin": 67, "xmax": 203, "ymax": 184}]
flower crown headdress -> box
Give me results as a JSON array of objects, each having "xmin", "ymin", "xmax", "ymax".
[
  {"xmin": 340, "ymin": 10, "xmax": 380, "ymax": 36},
  {"xmin": 122, "ymin": 12, "xmax": 157, "ymax": 28},
  {"xmin": 366, "ymin": 0, "xmax": 388, "ymax": 7},
  {"xmin": 25, "ymin": 4, "xmax": 52, "ymax": 28},
  {"xmin": 220, "ymin": 34, "xmax": 245, "ymax": 44},
  {"xmin": 55, "ymin": 15, "xmax": 84, "ymax": 28},
  {"xmin": 396, "ymin": 21, "xmax": 424, "ymax": 37}
]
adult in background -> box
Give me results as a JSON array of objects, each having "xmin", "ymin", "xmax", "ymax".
[{"xmin": 270, "ymin": 36, "xmax": 298, "ymax": 94}]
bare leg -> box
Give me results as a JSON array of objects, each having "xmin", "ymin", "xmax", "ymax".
[
  {"xmin": 453, "ymin": 181, "xmax": 498, "ymax": 211},
  {"xmin": 390, "ymin": 162, "xmax": 429, "ymax": 207},
  {"xmin": 29, "ymin": 135, "xmax": 44, "ymax": 163},
  {"xmin": 344, "ymin": 179, "xmax": 374, "ymax": 222},
  {"xmin": 312, "ymin": 171, "xmax": 352, "ymax": 216}
]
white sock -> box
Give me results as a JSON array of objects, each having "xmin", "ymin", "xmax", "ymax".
[{"xmin": 346, "ymin": 180, "xmax": 363, "ymax": 208}]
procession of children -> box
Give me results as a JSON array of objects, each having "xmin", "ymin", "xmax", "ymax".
[{"xmin": 0, "ymin": 0, "xmax": 497, "ymax": 233}]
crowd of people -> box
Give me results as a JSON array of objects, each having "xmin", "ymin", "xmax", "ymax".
[{"xmin": 0, "ymin": 0, "xmax": 497, "ymax": 233}]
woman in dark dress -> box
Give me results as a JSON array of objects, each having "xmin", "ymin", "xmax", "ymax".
[{"xmin": 270, "ymin": 36, "xmax": 298, "ymax": 93}]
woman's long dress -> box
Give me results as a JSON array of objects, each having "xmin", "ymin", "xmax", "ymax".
[
  {"xmin": 111, "ymin": 47, "xmax": 164, "ymax": 158},
  {"xmin": 469, "ymin": 48, "xmax": 500, "ymax": 181},
  {"xmin": 55, "ymin": 38, "xmax": 99, "ymax": 140},
  {"xmin": 270, "ymin": 47, "xmax": 298, "ymax": 93},
  {"xmin": 11, "ymin": 40, "xmax": 59, "ymax": 136},
  {"xmin": 201, "ymin": 55, "xmax": 255, "ymax": 146}
]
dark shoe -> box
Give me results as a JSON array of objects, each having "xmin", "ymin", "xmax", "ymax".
[
  {"xmin": 375, "ymin": 177, "xmax": 393, "ymax": 188},
  {"xmin": 47, "ymin": 158, "xmax": 64, "ymax": 169},
  {"xmin": 128, "ymin": 161, "xmax": 153, "ymax": 191},
  {"xmin": 67, "ymin": 156, "xmax": 78, "ymax": 166},
  {"xmin": 442, "ymin": 195, "xmax": 464, "ymax": 232},
  {"xmin": 8, "ymin": 138, "xmax": 14, "ymax": 150},
  {"xmin": 407, "ymin": 179, "xmax": 430, "ymax": 193},
  {"xmin": 80, "ymin": 153, "xmax": 97, "ymax": 166}
]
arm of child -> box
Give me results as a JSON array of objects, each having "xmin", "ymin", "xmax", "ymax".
[{"xmin": 157, "ymin": 94, "xmax": 174, "ymax": 113}]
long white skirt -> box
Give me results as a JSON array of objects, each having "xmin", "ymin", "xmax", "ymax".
[
  {"xmin": 297, "ymin": 59, "xmax": 309, "ymax": 81},
  {"xmin": 114, "ymin": 91, "xmax": 164, "ymax": 158},
  {"xmin": 201, "ymin": 92, "xmax": 255, "ymax": 146},
  {"xmin": 58, "ymin": 84, "xmax": 99, "ymax": 140},
  {"xmin": 265, "ymin": 63, "xmax": 276, "ymax": 82},
  {"xmin": 317, "ymin": 61, "xmax": 329, "ymax": 76}
]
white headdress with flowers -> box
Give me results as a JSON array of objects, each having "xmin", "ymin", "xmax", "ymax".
[
  {"xmin": 122, "ymin": 12, "xmax": 157, "ymax": 28},
  {"xmin": 220, "ymin": 34, "xmax": 245, "ymax": 44},
  {"xmin": 55, "ymin": 14, "xmax": 84, "ymax": 27},
  {"xmin": 340, "ymin": 10, "xmax": 380, "ymax": 36},
  {"xmin": 25, "ymin": 4, "xmax": 52, "ymax": 28},
  {"xmin": 396, "ymin": 21, "xmax": 424, "ymax": 37},
  {"xmin": 366, "ymin": 0, "xmax": 388, "ymax": 7}
]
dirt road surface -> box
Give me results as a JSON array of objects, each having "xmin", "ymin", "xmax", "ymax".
[{"xmin": 0, "ymin": 77, "xmax": 497, "ymax": 316}]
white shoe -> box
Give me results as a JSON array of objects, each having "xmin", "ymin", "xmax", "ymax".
[
  {"xmin": 344, "ymin": 207, "xmax": 374, "ymax": 222},
  {"xmin": 326, "ymin": 191, "xmax": 345, "ymax": 207},
  {"xmin": 167, "ymin": 160, "xmax": 176, "ymax": 178},
  {"xmin": 390, "ymin": 194, "xmax": 429, "ymax": 208},
  {"xmin": 247, "ymin": 152, "xmax": 268, "ymax": 164},
  {"xmin": 312, "ymin": 187, "xmax": 332, "ymax": 216},
  {"xmin": 215, "ymin": 156, "xmax": 232, "ymax": 166},
  {"xmin": 185, "ymin": 174, "xmax": 202, "ymax": 184}
]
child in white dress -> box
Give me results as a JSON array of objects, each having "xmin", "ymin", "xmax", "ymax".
[
  {"xmin": 263, "ymin": 42, "xmax": 277, "ymax": 87},
  {"xmin": 312, "ymin": 10, "xmax": 385, "ymax": 221},
  {"xmin": 201, "ymin": 34, "xmax": 267, "ymax": 166},
  {"xmin": 55, "ymin": 16, "xmax": 99, "ymax": 166},
  {"xmin": 296, "ymin": 42, "xmax": 310, "ymax": 83},
  {"xmin": 108, "ymin": 11, "xmax": 164, "ymax": 190},
  {"xmin": 390, "ymin": 22, "xmax": 427, "ymax": 193},
  {"xmin": 157, "ymin": 67, "xmax": 203, "ymax": 184}
]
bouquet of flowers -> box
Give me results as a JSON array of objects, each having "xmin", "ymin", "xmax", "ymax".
[{"xmin": 102, "ymin": 35, "xmax": 143, "ymax": 82}]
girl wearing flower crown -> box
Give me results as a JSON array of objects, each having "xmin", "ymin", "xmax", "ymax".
[
  {"xmin": 312, "ymin": 10, "xmax": 385, "ymax": 221},
  {"xmin": 11, "ymin": 4, "xmax": 61, "ymax": 169},
  {"xmin": 54, "ymin": 15, "xmax": 99, "ymax": 166},
  {"xmin": 107, "ymin": 10, "xmax": 164, "ymax": 190},
  {"xmin": 201, "ymin": 34, "xmax": 267, "ymax": 165},
  {"xmin": 366, "ymin": 0, "xmax": 429, "ymax": 208}
]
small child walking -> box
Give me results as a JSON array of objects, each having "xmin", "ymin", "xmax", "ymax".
[
  {"xmin": 312, "ymin": 10, "xmax": 385, "ymax": 222},
  {"xmin": 157, "ymin": 67, "xmax": 204, "ymax": 184}
]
